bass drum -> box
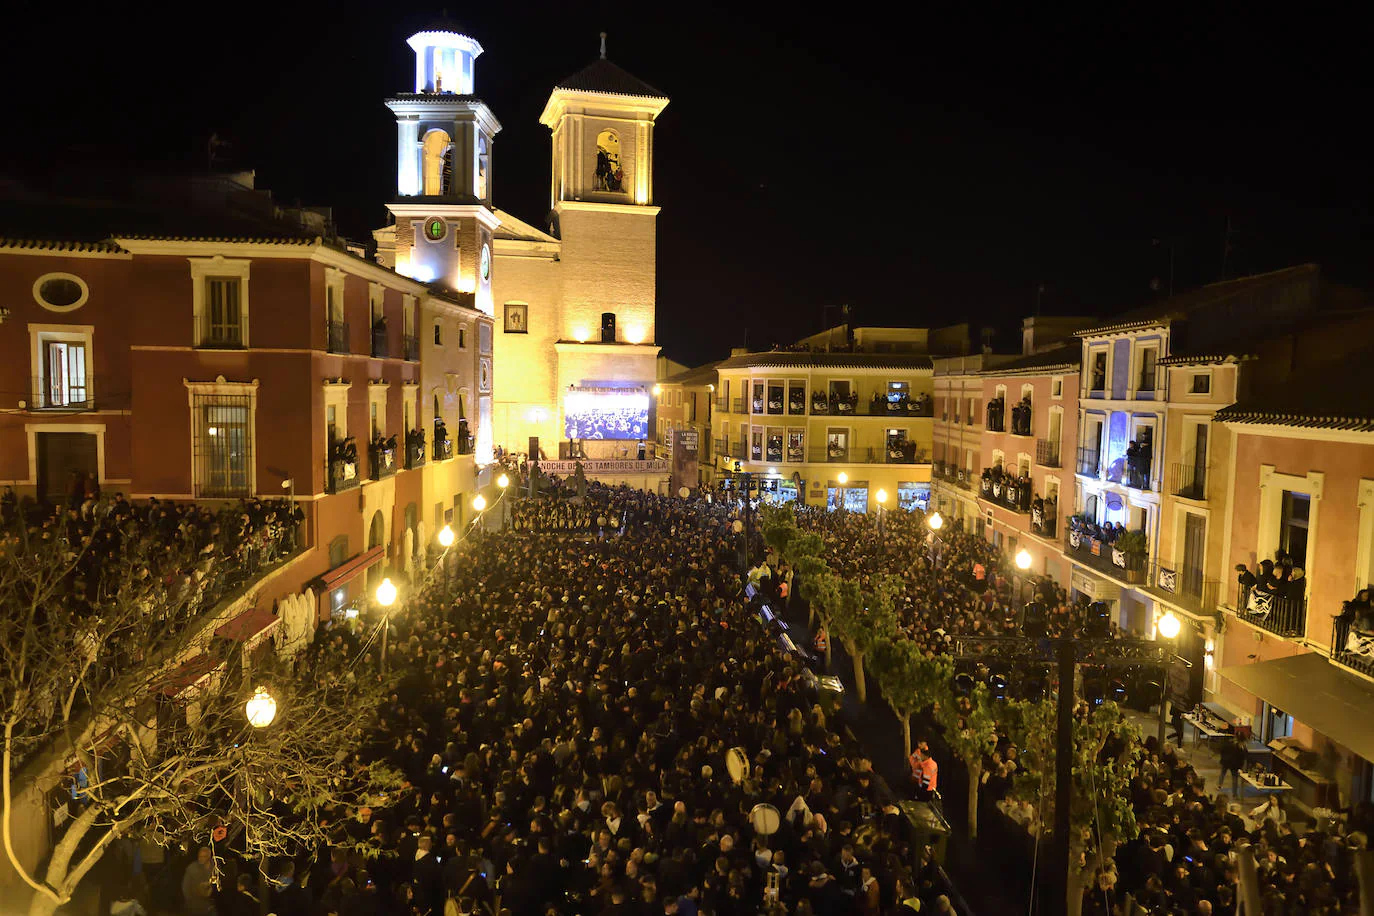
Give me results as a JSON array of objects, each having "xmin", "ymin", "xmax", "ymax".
[
  {"xmin": 725, "ymin": 747, "xmax": 748, "ymax": 785},
  {"xmin": 750, "ymin": 803, "xmax": 781, "ymax": 836}
]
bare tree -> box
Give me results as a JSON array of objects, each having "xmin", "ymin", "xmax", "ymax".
[{"xmin": 0, "ymin": 504, "xmax": 396, "ymax": 916}]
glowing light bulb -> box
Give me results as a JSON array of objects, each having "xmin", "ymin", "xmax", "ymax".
[
  {"xmin": 1158, "ymin": 611, "xmax": 1181, "ymax": 640},
  {"xmin": 876, "ymin": 489, "xmax": 888, "ymax": 505},
  {"xmin": 837, "ymin": 472, "xmax": 848, "ymax": 485},
  {"xmin": 927, "ymin": 511, "xmax": 944, "ymax": 531},
  {"xmin": 245, "ymin": 686, "xmax": 277, "ymax": 728},
  {"xmin": 472, "ymin": 494, "xmax": 487, "ymax": 512},
  {"xmin": 497, "ymin": 473, "xmax": 510, "ymax": 489},
  {"xmin": 1015, "ymin": 548, "xmax": 1032, "ymax": 570},
  {"xmin": 437, "ymin": 525, "xmax": 455, "ymax": 548},
  {"xmin": 375, "ymin": 577, "xmax": 397, "ymax": 608}
]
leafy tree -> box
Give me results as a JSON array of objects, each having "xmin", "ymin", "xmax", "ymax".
[
  {"xmin": 1005, "ymin": 698, "xmax": 1141, "ymax": 916},
  {"xmin": 0, "ymin": 508, "xmax": 395, "ymax": 916},
  {"xmin": 932, "ymin": 679, "xmax": 1000, "ymax": 841},
  {"xmin": 824, "ymin": 575, "xmax": 897, "ymax": 703},
  {"xmin": 760, "ymin": 506, "xmax": 832, "ymax": 660},
  {"xmin": 869, "ymin": 638, "xmax": 950, "ymax": 759}
]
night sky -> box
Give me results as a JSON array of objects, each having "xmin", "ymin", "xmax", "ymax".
[{"xmin": 6, "ymin": 3, "xmax": 1369, "ymax": 365}]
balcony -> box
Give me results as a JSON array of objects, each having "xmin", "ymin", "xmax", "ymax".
[
  {"xmin": 713, "ymin": 437, "xmax": 729, "ymax": 456},
  {"xmin": 369, "ymin": 440, "xmax": 397, "ymax": 480},
  {"xmin": 732, "ymin": 397, "xmax": 745, "ymax": 413},
  {"xmin": 1332, "ymin": 618, "xmax": 1374, "ymax": 679},
  {"xmin": 327, "ymin": 456, "xmax": 360, "ymax": 494},
  {"xmin": 1076, "ymin": 446, "xmax": 1101, "ymax": 478},
  {"xmin": 404, "ymin": 430, "xmax": 427, "ymax": 470},
  {"xmin": 433, "ymin": 435, "xmax": 454, "ymax": 462},
  {"xmin": 1063, "ymin": 526, "xmax": 1146, "ymax": 582},
  {"xmin": 371, "ymin": 326, "xmax": 389, "ymax": 359},
  {"xmin": 1234, "ymin": 584, "xmax": 1306, "ymax": 639},
  {"xmin": 327, "ymin": 319, "xmax": 349, "ymax": 354},
  {"xmin": 456, "ymin": 433, "xmax": 475, "ymax": 456},
  {"xmin": 1137, "ymin": 368, "xmax": 1158, "ymax": 395},
  {"xmin": 402, "ymin": 333, "xmax": 420, "ymax": 361},
  {"xmin": 30, "ymin": 375, "xmax": 95, "ymax": 411},
  {"xmin": 805, "ymin": 443, "xmax": 925, "ymax": 465},
  {"xmin": 752, "ymin": 397, "xmax": 766, "ymax": 414},
  {"xmin": 715, "ymin": 398, "xmax": 729, "ymax": 413},
  {"xmin": 195, "ymin": 315, "xmax": 245, "ymax": 349},
  {"xmin": 1030, "ymin": 507, "xmax": 1057, "ymax": 539},
  {"xmin": 1009, "ymin": 400, "xmax": 1033, "ymax": 436},
  {"xmin": 787, "ymin": 397, "xmax": 807, "ymax": 416},
  {"xmin": 1170, "ymin": 461, "xmax": 1207, "ymax": 501},
  {"xmin": 1035, "ymin": 439, "xmax": 1061, "ymax": 468},
  {"xmin": 1146, "ymin": 560, "xmax": 1220, "ymax": 617},
  {"xmin": 976, "ymin": 474, "xmax": 1031, "ymax": 513},
  {"xmin": 859, "ymin": 397, "xmax": 934, "ymax": 417}
]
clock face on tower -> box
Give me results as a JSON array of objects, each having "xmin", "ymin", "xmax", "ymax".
[
  {"xmin": 480, "ymin": 244, "xmax": 491, "ymax": 282},
  {"xmin": 423, "ymin": 217, "xmax": 446, "ymax": 242}
]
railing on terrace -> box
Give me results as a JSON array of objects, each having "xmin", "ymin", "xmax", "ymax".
[
  {"xmin": 1332, "ymin": 618, "xmax": 1374, "ymax": 679},
  {"xmin": 369, "ymin": 442, "xmax": 397, "ymax": 479},
  {"xmin": 1035, "ymin": 438, "xmax": 1061, "ymax": 468},
  {"xmin": 195, "ymin": 315, "xmax": 245, "ymax": 349},
  {"xmin": 1076, "ymin": 446, "xmax": 1101, "ymax": 478},
  {"xmin": 327, "ymin": 456, "xmax": 360, "ymax": 493},
  {"xmin": 370, "ymin": 326, "xmax": 389, "ymax": 359},
  {"xmin": 1170, "ymin": 461, "xmax": 1207, "ymax": 501},
  {"xmin": 402, "ymin": 333, "xmax": 420, "ymax": 361},
  {"xmin": 976, "ymin": 475, "xmax": 1031, "ymax": 513},
  {"xmin": 715, "ymin": 398, "xmax": 729, "ymax": 413},
  {"xmin": 732, "ymin": 398, "xmax": 745, "ymax": 413},
  {"xmin": 1147, "ymin": 560, "xmax": 1220, "ymax": 616},
  {"xmin": 1234, "ymin": 583, "xmax": 1307, "ymax": 639},
  {"xmin": 1063, "ymin": 527, "xmax": 1146, "ymax": 582},
  {"xmin": 30, "ymin": 375, "xmax": 97, "ymax": 411},
  {"xmin": 405, "ymin": 434, "xmax": 427, "ymax": 470},
  {"xmin": 805, "ymin": 445, "xmax": 926, "ymax": 465},
  {"xmin": 1030, "ymin": 507, "xmax": 1057, "ymax": 539},
  {"xmin": 456, "ymin": 434, "xmax": 475, "ymax": 455},
  {"xmin": 326, "ymin": 319, "xmax": 349, "ymax": 354},
  {"xmin": 433, "ymin": 437, "xmax": 454, "ymax": 461}
]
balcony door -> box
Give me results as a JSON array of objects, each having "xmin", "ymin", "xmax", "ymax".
[
  {"xmin": 1181, "ymin": 512, "xmax": 1206, "ymax": 599},
  {"xmin": 44, "ymin": 340, "xmax": 88, "ymax": 407}
]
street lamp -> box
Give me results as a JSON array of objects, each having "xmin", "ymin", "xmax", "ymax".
[
  {"xmin": 244, "ymin": 686, "xmax": 277, "ymax": 728},
  {"xmin": 472, "ymin": 493, "xmax": 487, "ymax": 513},
  {"xmin": 1156, "ymin": 611, "xmax": 1182, "ymax": 744},
  {"xmin": 437, "ymin": 525, "xmax": 455, "ymax": 600},
  {"xmin": 926, "ymin": 510, "xmax": 944, "ymax": 570},
  {"xmin": 437, "ymin": 524, "xmax": 455, "ymax": 548},
  {"xmin": 376, "ymin": 577, "xmax": 397, "ymax": 671},
  {"xmin": 1015, "ymin": 548, "xmax": 1032, "ymax": 570},
  {"xmin": 496, "ymin": 473, "xmax": 510, "ymax": 528},
  {"xmin": 927, "ymin": 510, "xmax": 943, "ymax": 531},
  {"xmin": 875, "ymin": 489, "xmax": 888, "ymax": 542}
]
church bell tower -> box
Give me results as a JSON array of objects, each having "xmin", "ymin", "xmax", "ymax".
[{"xmin": 386, "ymin": 23, "xmax": 501, "ymax": 315}]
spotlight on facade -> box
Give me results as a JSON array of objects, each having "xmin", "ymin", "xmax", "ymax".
[
  {"xmin": 245, "ymin": 686, "xmax": 277, "ymax": 729},
  {"xmin": 573, "ymin": 327, "xmax": 591, "ymax": 343},
  {"xmin": 1015, "ymin": 548, "xmax": 1032, "ymax": 570},
  {"xmin": 626, "ymin": 326, "xmax": 647, "ymax": 344}
]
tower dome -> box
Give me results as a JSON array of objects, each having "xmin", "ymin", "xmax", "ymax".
[{"xmin": 406, "ymin": 24, "xmax": 484, "ymax": 94}]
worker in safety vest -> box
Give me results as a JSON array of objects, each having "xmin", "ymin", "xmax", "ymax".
[{"xmin": 813, "ymin": 628, "xmax": 828, "ymax": 656}]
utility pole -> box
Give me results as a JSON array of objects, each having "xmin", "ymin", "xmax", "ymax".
[{"xmin": 1053, "ymin": 640, "xmax": 1075, "ymax": 915}]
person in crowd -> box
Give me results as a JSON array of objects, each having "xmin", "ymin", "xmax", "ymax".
[{"xmin": 180, "ymin": 847, "xmax": 217, "ymax": 916}]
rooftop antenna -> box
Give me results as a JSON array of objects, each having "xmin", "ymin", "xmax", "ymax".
[{"xmin": 599, "ymin": 31, "xmax": 607, "ymax": 59}]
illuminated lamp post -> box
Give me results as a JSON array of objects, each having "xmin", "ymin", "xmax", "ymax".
[
  {"xmin": 437, "ymin": 524, "xmax": 455, "ymax": 601},
  {"xmin": 836, "ymin": 471, "xmax": 848, "ymax": 513},
  {"xmin": 875, "ymin": 488, "xmax": 888, "ymax": 546},
  {"xmin": 926, "ymin": 510, "xmax": 944, "ymax": 570},
  {"xmin": 244, "ymin": 685, "xmax": 277, "ymax": 729},
  {"xmin": 375, "ymin": 577, "xmax": 397, "ymax": 671},
  {"xmin": 496, "ymin": 473, "xmax": 510, "ymax": 528},
  {"xmin": 1014, "ymin": 546, "xmax": 1033, "ymax": 605},
  {"xmin": 1156, "ymin": 611, "xmax": 1182, "ymax": 745}
]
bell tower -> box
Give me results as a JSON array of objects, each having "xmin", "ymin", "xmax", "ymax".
[
  {"xmin": 540, "ymin": 36, "xmax": 669, "ymax": 349},
  {"xmin": 386, "ymin": 22, "xmax": 501, "ymax": 315}
]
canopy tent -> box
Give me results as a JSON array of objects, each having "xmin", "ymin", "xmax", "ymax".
[{"xmin": 1217, "ymin": 652, "xmax": 1374, "ymax": 763}]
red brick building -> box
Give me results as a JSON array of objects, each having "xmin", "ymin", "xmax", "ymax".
[{"xmin": 0, "ymin": 172, "xmax": 488, "ymax": 620}]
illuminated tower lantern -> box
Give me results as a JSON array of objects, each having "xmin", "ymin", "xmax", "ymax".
[{"xmin": 386, "ymin": 20, "xmax": 500, "ymax": 316}]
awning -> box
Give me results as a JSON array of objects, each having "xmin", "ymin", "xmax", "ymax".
[
  {"xmin": 318, "ymin": 545, "xmax": 385, "ymax": 592},
  {"xmin": 215, "ymin": 605, "xmax": 280, "ymax": 648},
  {"xmin": 1217, "ymin": 652, "xmax": 1374, "ymax": 763},
  {"xmin": 160, "ymin": 653, "xmax": 221, "ymax": 698}
]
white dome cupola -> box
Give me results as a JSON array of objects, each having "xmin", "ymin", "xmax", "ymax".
[{"xmin": 407, "ymin": 22, "xmax": 483, "ymax": 95}]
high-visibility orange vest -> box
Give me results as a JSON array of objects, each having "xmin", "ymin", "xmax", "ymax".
[{"xmin": 813, "ymin": 629, "xmax": 828, "ymax": 652}]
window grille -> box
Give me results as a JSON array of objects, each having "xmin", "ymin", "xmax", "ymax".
[{"xmin": 192, "ymin": 394, "xmax": 252, "ymax": 497}]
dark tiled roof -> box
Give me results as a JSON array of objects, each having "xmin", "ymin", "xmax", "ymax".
[
  {"xmin": 1156, "ymin": 352, "xmax": 1254, "ymax": 366},
  {"xmin": 663, "ymin": 361, "xmax": 722, "ymax": 387},
  {"xmin": 0, "ymin": 237, "xmax": 128, "ymax": 254},
  {"xmin": 555, "ymin": 59, "xmax": 665, "ymax": 99},
  {"xmin": 980, "ymin": 343, "xmax": 1080, "ymax": 375},
  {"xmin": 716, "ymin": 352, "xmax": 933, "ymax": 371},
  {"xmin": 1076, "ymin": 264, "xmax": 1321, "ymax": 337},
  {"xmin": 387, "ymin": 93, "xmax": 482, "ymax": 105},
  {"xmin": 1214, "ymin": 343, "xmax": 1374, "ymax": 432}
]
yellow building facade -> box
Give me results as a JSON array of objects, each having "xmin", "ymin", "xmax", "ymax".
[{"xmin": 710, "ymin": 343, "xmax": 936, "ymax": 512}]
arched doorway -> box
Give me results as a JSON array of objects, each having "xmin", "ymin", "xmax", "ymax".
[{"xmin": 367, "ymin": 510, "xmax": 385, "ymax": 589}]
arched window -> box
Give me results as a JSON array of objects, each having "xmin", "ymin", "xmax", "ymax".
[
  {"xmin": 369, "ymin": 510, "xmax": 385, "ymax": 549},
  {"xmin": 594, "ymin": 129, "xmax": 622, "ymax": 192},
  {"xmin": 422, "ymin": 130, "xmax": 453, "ymax": 196},
  {"xmin": 433, "ymin": 394, "xmax": 441, "ymax": 420},
  {"xmin": 477, "ymin": 134, "xmax": 490, "ymax": 199}
]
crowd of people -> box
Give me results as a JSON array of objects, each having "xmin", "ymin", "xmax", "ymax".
[{"xmin": 194, "ymin": 484, "xmax": 956, "ymax": 916}]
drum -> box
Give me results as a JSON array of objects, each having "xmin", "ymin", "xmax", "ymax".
[
  {"xmin": 725, "ymin": 747, "xmax": 748, "ymax": 784},
  {"xmin": 750, "ymin": 803, "xmax": 781, "ymax": 836}
]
